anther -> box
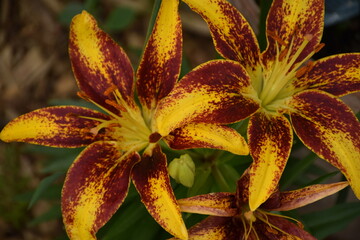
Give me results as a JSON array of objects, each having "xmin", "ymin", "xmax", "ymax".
[
  {"xmin": 66, "ymin": 112, "xmax": 80, "ymax": 118},
  {"xmin": 104, "ymin": 84, "xmax": 117, "ymax": 96},
  {"xmin": 77, "ymin": 91, "xmax": 90, "ymax": 101},
  {"xmin": 314, "ymin": 43, "xmax": 325, "ymax": 53},
  {"xmin": 267, "ymin": 30, "xmax": 287, "ymax": 46},
  {"xmin": 105, "ymin": 99, "xmax": 127, "ymax": 112}
]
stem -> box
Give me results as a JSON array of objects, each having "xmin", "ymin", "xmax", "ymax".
[
  {"xmin": 212, "ymin": 165, "xmax": 231, "ymax": 192},
  {"xmin": 144, "ymin": 0, "xmax": 162, "ymax": 43}
]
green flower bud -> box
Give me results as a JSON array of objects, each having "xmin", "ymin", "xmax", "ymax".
[{"xmin": 168, "ymin": 154, "xmax": 195, "ymax": 188}]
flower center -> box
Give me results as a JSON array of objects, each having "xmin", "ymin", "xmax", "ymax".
[
  {"xmin": 256, "ymin": 31, "xmax": 323, "ymax": 114},
  {"xmin": 77, "ymin": 87, "xmax": 153, "ymax": 152}
]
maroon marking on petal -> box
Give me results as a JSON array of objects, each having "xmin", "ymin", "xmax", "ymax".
[
  {"xmin": 69, "ymin": 14, "xmax": 135, "ymax": 113},
  {"xmin": 136, "ymin": 14, "xmax": 182, "ymax": 110},
  {"xmin": 290, "ymin": 90, "xmax": 360, "ymax": 173},
  {"xmin": 1, "ymin": 106, "xmax": 109, "ymax": 147},
  {"xmin": 184, "ymin": 0, "xmax": 261, "ymax": 70},
  {"xmin": 149, "ymin": 132, "xmax": 162, "ymax": 143},
  {"xmin": 131, "ymin": 145, "xmax": 182, "ymax": 236},
  {"xmin": 188, "ymin": 216, "xmax": 240, "ymax": 240},
  {"xmin": 62, "ymin": 142, "xmax": 140, "ymax": 237},
  {"xmin": 255, "ymin": 214, "xmax": 316, "ymax": 240},
  {"xmin": 157, "ymin": 60, "xmax": 260, "ymax": 129},
  {"xmin": 263, "ymin": 0, "xmax": 324, "ymax": 70},
  {"xmin": 294, "ymin": 53, "xmax": 360, "ymax": 96}
]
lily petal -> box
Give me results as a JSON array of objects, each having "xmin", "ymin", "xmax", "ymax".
[
  {"xmin": 289, "ymin": 90, "xmax": 360, "ymax": 199},
  {"xmin": 62, "ymin": 141, "xmax": 140, "ymax": 240},
  {"xmin": 293, "ymin": 53, "xmax": 360, "ymax": 96},
  {"xmin": 178, "ymin": 192, "xmax": 237, "ymax": 217},
  {"xmin": 164, "ymin": 123, "xmax": 249, "ymax": 155},
  {"xmin": 183, "ymin": 216, "xmax": 239, "ymax": 240},
  {"xmin": 262, "ymin": 0, "xmax": 324, "ymax": 71},
  {"xmin": 131, "ymin": 145, "xmax": 188, "ymax": 240},
  {"xmin": 248, "ymin": 113, "xmax": 293, "ymax": 211},
  {"xmin": 0, "ymin": 106, "xmax": 108, "ymax": 147},
  {"xmin": 182, "ymin": 0, "xmax": 260, "ymax": 72},
  {"xmin": 136, "ymin": 0, "xmax": 182, "ymax": 114},
  {"xmin": 154, "ymin": 60, "xmax": 260, "ymax": 136},
  {"xmin": 255, "ymin": 215, "xmax": 316, "ymax": 240},
  {"xmin": 69, "ymin": 11, "xmax": 136, "ymax": 113},
  {"xmin": 269, "ymin": 182, "xmax": 349, "ymax": 211}
]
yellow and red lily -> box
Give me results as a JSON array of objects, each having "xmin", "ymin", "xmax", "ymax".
[
  {"xmin": 157, "ymin": 0, "xmax": 360, "ymax": 210},
  {"xmin": 0, "ymin": 1, "xmax": 249, "ymax": 239},
  {"xmin": 174, "ymin": 172, "xmax": 348, "ymax": 239}
]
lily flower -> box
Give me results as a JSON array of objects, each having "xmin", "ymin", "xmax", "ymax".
[
  {"xmin": 0, "ymin": 1, "xmax": 249, "ymax": 239},
  {"xmin": 174, "ymin": 172, "xmax": 349, "ymax": 239},
  {"xmin": 156, "ymin": 0, "xmax": 360, "ymax": 210}
]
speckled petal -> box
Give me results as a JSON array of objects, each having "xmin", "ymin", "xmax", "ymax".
[
  {"xmin": 69, "ymin": 11, "xmax": 136, "ymax": 113},
  {"xmin": 293, "ymin": 53, "xmax": 360, "ymax": 96},
  {"xmin": 289, "ymin": 90, "xmax": 360, "ymax": 199},
  {"xmin": 154, "ymin": 60, "xmax": 259, "ymax": 136},
  {"xmin": 248, "ymin": 113, "xmax": 293, "ymax": 211},
  {"xmin": 164, "ymin": 123, "xmax": 249, "ymax": 155},
  {"xmin": 182, "ymin": 0, "xmax": 260, "ymax": 72},
  {"xmin": 269, "ymin": 181, "xmax": 349, "ymax": 211},
  {"xmin": 136, "ymin": 0, "xmax": 182, "ymax": 113},
  {"xmin": 178, "ymin": 192, "xmax": 237, "ymax": 217},
  {"xmin": 131, "ymin": 145, "xmax": 188, "ymax": 240},
  {"xmin": 262, "ymin": 0, "xmax": 324, "ymax": 71},
  {"xmin": 0, "ymin": 106, "xmax": 109, "ymax": 147},
  {"xmin": 182, "ymin": 216, "xmax": 239, "ymax": 240},
  {"xmin": 62, "ymin": 141, "xmax": 140, "ymax": 240},
  {"xmin": 255, "ymin": 215, "xmax": 316, "ymax": 240}
]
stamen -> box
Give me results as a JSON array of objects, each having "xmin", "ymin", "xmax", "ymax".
[
  {"xmin": 278, "ymin": 48, "xmax": 289, "ymax": 62},
  {"xmin": 105, "ymin": 99, "xmax": 127, "ymax": 112},
  {"xmin": 104, "ymin": 84, "xmax": 118, "ymax": 96},
  {"xmin": 77, "ymin": 91, "xmax": 90, "ymax": 101},
  {"xmin": 314, "ymin": 43, "xmax": 325, "ymax": 53},
  {"xmin": 267, "ymin": 30, "xmax": 287, "ymax": 46},
  {"xmin": 66, "ymin": 112, "xmax": 80, "ymax": 118},
  {"xmin": 295, "ymin": 60, "xmax": 315, "ymax": 78}
]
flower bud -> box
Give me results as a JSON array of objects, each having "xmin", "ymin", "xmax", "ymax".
[{"xmin": 168, "ymin": 154, "xmax": 195, "ymax": 188}]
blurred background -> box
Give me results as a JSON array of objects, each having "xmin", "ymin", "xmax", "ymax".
[{"xmin": 0, "ymin": 0, "xmax": 359, "ymax": 239}]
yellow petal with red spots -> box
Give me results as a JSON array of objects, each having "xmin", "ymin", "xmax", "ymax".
[
  {"xmin": 247, "ymin": 113, "xmax": 293, "ymax": 211},
  {"xmin": 137, "ymin": 0, "xmax": 182, "ymax": 114},
  {"xmin": 289, "ymin": 90, "xmax": 360, "ymax": 199},
  {"xmin": 131, "ymin": 145, "xmax": 188, "ymax": 240},
  {"xmin": 62, "ymin": 141, "xmax": 140, "ymax": 240},
  {"xmin": 182, "ymin": 0, "xmax": 260, "ymax": 72},
  {"xmin": 154, "ymin": 60, "xmax": 259, "ymax": 136},
  {"xmin": 178, "ymin": 192, "xmax": 237, "ymax": 217},
  {"xmin": 293, "ymin": 53, "xmax": 360, "ymax": 96},
  {"xmin": 184, "ymin": 216, "xmax": 238, "ymax": 240},
  {"xmin": 69, "ymin": 11, "xmax": 137, "ymax": 113},
  {"xmin": 164, "ymin": 123, "xmax": 248, "ymax": 155},
  {"xmin": 0, "ymin": 106, "xmax": 108, "ymax": 147},
  {"xmin": 262, "ymin": 0, "xmax": 324, "ymax": 71},
  {"xmin": 270, "ymin": 181, "xmax": 349, "ymax": 211}
]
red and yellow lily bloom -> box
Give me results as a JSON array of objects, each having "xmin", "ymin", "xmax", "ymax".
[
  {"xmin": 174, "ymin": 172, "xmax": 348, "ymax": 239},
  {"xmin": 0, "ymin": 0, "xmax": 249, "ymax": 239},
  {"xmin": 156, "ymin": 0, "xmax": 360, "ymax": 210}
]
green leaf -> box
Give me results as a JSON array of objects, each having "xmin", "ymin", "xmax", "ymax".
[
  {"xmin": 104, "ymin": 7, "xmax": 136, "ymax": 32},
  {"xmin": 58, "ymin": 2, "xmax": 84, "ymax": 26},
  {"xmin": 302, "ymin": 202, "xmax": 360, "ymax": 239},
  {"xmin": 280, "ymin": 152, "xmax": 317, "ymax": 190},
  {"xmin": 187, "ymin": 165, "xmax": 212, "ymax": 197},
  {"xmin": 28, "ymin": 172, "xmax": 64, "ymax": 209},
  {"xmin": 29, "ymin": 204, "xmax": 62, "ymax": 226}
]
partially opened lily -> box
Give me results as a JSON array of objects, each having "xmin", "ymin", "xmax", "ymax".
[
  {"xmin": 156, "ymin": 0, "xmax": 360, "ymax": 210},
  {"xmin": 174, "ymin": 172, "xmax": 348, "ymax": 239},
  {"xmin": 0, "ymin": 1, "xmax": 249, "ymax": 239}
]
